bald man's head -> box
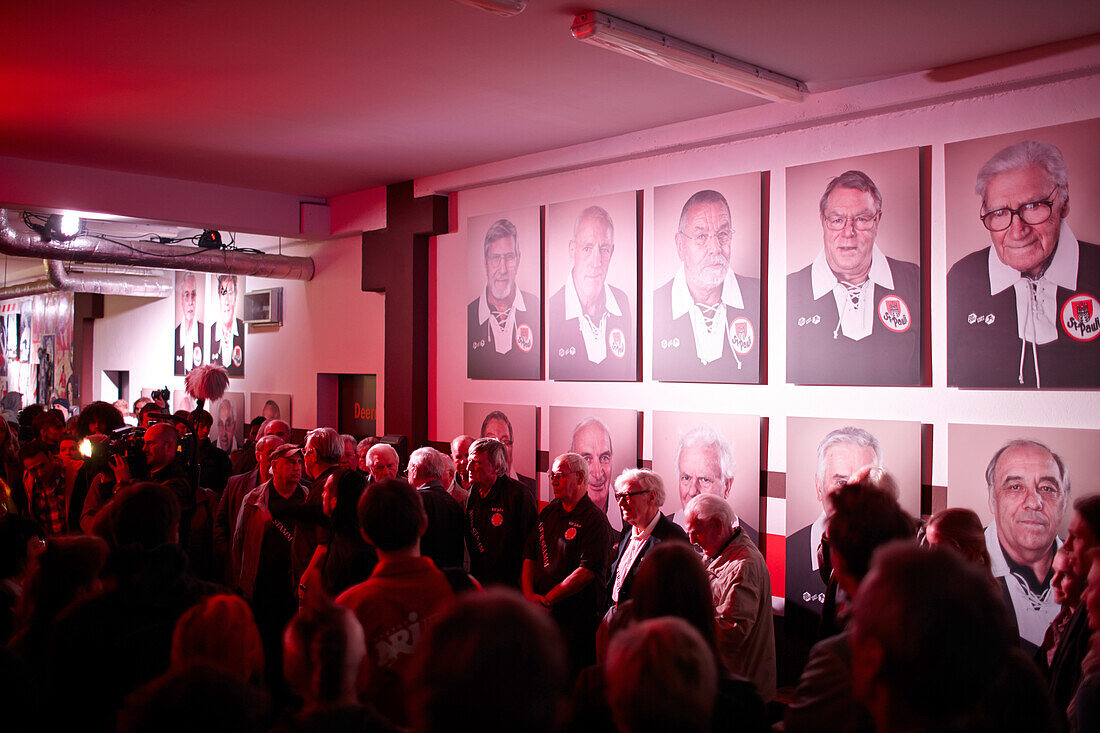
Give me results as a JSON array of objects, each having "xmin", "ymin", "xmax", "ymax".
[{"xmin": 143, "ymin": 423, "xmax": 179, "ymax": 471}]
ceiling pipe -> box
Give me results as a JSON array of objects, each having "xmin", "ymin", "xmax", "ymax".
[
  {"xmin": 0, "ymin": 209, "xmax": 315, "ymax": 281},
  {"xmin": 0, "ymin": 260, "xmax": 175, "ymax": 301}
]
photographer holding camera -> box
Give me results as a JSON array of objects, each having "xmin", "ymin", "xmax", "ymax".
[{"xmin": 109, "ymin": 423, "xmax": 216, "ymax": 579}]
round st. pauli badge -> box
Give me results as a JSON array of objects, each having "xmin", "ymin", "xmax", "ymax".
[
  {"xmin": 877, "ymin": 295, "xmax": 911, "ymax": 333},
  {"xmin": 608, "ymin": 328, "xmax": 626, "ymax": 359},
  {"xmin": 564, "ymin": 527, "xmax": 577, "ymax": 541},
  {"xmin": 1061, "ymin": 294, "xmax": 1100, "ymax": 342},
  {"xmin": 515, "ymin": 323, "xmax": 534, "ymax": 353},
  {"xmin": 232, "ymin": 345, "xmax": 243, "ymax": 367},
  {"xmin": 727, "ymin": 317, "xmax": 754, "ymax": 356},
  {"xmin": 491, "ymin": 512, "xmax": 504, "ymax": 527}
]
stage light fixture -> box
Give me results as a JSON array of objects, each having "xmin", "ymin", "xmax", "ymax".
[
  {"xmin": 571, "ymin": 11, "xmax": 807, "ymax": 103},
  {"xmin": 452, "ymin": 0, "xmax": 526, "ymax": 17},
  {"xmin": 197, "ymin": 229, "xmax": 223, "ymax": 249}
]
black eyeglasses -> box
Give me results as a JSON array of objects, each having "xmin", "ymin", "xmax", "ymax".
[
  {"xmin": 614, "ymin": 488, "xmax": 650, "ymax": 503},
  {"xmin": 823, "ymin": 212, "xmax": 880, "ymax": 231},
  {"xmin": 980, "ymin": 188, "xmax": 1057, "ymax": 232}
]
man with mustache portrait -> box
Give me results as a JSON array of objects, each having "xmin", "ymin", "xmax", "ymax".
[
  {"xmin": 653, "ymin": 189, "xmax": 760, "ymax": 383},
  {"xmin": 984, "ymin": 438, "xmax": 1070, "ymax": 650}
]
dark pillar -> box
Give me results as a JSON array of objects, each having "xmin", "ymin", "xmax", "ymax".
[{"xmin": 362, "ymin": 181, "xmax": 448, "ymax": 448}]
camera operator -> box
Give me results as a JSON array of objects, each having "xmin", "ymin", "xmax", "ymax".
[{"xmin": 110, "ymin": 423, "xmax": 216, "ymax": 580}]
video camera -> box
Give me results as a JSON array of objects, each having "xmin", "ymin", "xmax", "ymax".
[{"xmin": 79, "ymin": 413, "xmax": 197, "ymax": 483}]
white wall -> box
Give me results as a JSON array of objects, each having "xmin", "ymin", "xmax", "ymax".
[
  {"xmin": 429, "ymin": 67, "xmax": 1100, "ymax": 495},
  {"xmin": 91, "ymin": 235, "xmax": 386, "ymax": 431}
]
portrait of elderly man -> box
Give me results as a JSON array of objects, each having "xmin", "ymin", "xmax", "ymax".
[
  {"xmin": 466, "ymin": 217, "xmax": 541, "ymax": 380},
  {"xmin": 173, "ymin": 271, "xmax": 204, "ymax": 376},
  {"xmin": 653, "ymin": 189, "xmax": 760, "ymax": 383},
  {"xmin": 214, "ymin": 397, "xmax": 239, "ymax": 453},
  {"xmin": 948, "ymin": 140, "xmax": 1099, "ymax": 388},
  {"xmin": 208, "ymin": 273, "xmax": 244, "ymax": 376},
  {"xmin": 983, "ymin": 438, "xmax": 1070, "ymax": 649},
  {"xmin": 671, "ymin": 424, "xmax": 757, "ymax": 545},
  {"xmin": 569, "ymin": 416, "xmax": 620, "ymax": 531},
  {"xmin": 479, "ymin": 409, "xmax": 535, "ymax": 498},
  {"xmin": 785, "ymin": 426, "xmax": 883, "ymax": 620},
  {"xmin": 787, "ymin": 169, "xmax": 921, "ymax": 386},
  {"xmin": 549, "ymin": 204, "xmax": 635, "ymax": 381}
]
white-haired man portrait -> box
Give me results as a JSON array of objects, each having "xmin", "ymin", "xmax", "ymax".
[
  {"xmin": 785, "ymin": 426, "xmax": 883, "ymax": 619},
  {"xmin": 671, "ymin": 424, "xmax": 757, "ymax": 545},
  {"xmin": 948, "ymin": 140, "xmax": 1100, "ymax": 388}
]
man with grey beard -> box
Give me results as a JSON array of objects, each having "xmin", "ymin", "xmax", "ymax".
[{"xmin": 652, "ymin": 189, "xmax": 760, "ymax": 383}]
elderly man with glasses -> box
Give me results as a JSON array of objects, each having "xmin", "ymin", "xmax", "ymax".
[
  {"xmin": 948, "ymin": 140, "xmax": 1100, "ymax": 388},
  {"xmin": 652, "ymin": 189, "xmax": 761, "ymax": 383},
  {"xmin": 605, "ymin": 469, "xmax": 688, "ymax": 616},
  {"xmin": 787, "ymin": 169, "xmax": 921, "ymax": 385}
]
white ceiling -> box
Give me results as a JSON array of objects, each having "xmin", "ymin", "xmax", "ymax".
[{"xmin": 2, "ymin": 1, "xmax": 1099, "ymax": 199}]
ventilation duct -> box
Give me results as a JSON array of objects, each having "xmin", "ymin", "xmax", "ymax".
[
  {"xmin": 0, "ymin": 209, "xmax": 315, "ymax": 281},
  {"xmin": 0, "ymin": 260, "xmax": 175, "ymax": 301}
]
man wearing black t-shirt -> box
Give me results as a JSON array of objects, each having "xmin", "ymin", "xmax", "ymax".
[
  {"xmin": 523, "ymin": 452, "xmax": 613, "ymax": 670},
  {"xmin": 465, "ymin": 437, "xmax": 537, "ymax": 587}
]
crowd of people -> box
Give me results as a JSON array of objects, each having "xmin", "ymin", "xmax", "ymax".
[{"xmin": 0, "ymin": 397, "xmax": 1098, "ymax": 731}]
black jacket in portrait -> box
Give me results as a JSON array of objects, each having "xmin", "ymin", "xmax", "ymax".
[
  {"xmin": 787, "ymin": 256, "xmax": 921, "ymax": 386},
  {"xmin": 208, "ymin": 319, "xmax": 245, "ymax": 377},
  {"xmin": 651, "ymin": 274, "xmax": 762, "ymax": 384},
  {"xmin": 466, "ymin": 290, "xmax": 541, "ymax": 380},
  {"xmin": 549, "ymin": 284, "xmax": 636, "ymax": 381},
  {"xmin": 173, "ymin": 321, "xmax": 204, "ymax": 376},
  {"xmin": 947, "ymin": 241, "xmax": 1100, "ymax": 388}
]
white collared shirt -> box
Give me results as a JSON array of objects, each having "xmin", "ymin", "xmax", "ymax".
[
  {"xmin": 477, "ymin": 287, "xmax": 526, "ymax": 355},
  {"xmin": 670, "ymin": 265, "xmax": 744, "ymax": 364},
  {"xmin": 181, "ymin": 319, "xmax": 200, "ymax": 370},
  {"xmin": 808, "ymin": 511, "xmax": 827, "ymax": 573},
  {"xmin": 564, "ymin": 269, "xmax": 622, "ymax": 364},
  {"xmin": 612, "ymin": 510, "xmax": 661, "ymax": 603},
  {"xmin": 214, "ymin": 318, "xmax": 239, "ymax": 367},
  {"xmin": 811, "ymin": 246, "xmax": 895, "ymax": 342},
  {"xmin": 987, "ymin": 222, "xmax": 1079, "ymax": 346},
  {"xmin": 984, "ymin": 523, "xmax": 1062, "ymax": 647}
]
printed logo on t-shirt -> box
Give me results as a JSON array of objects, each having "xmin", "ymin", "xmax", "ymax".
[
  {"xmin": 491, "ymin": 512, "xmax": 504, "ymax": 527},
  {"xmin": 877, "ymin": 296, "xmax": 911, "ymax": 333},
  {"xmin": 728, "ymin": 317, "xmax": 754, "ymax": 356},
  {"xmin": 232, "ymin": 345, "xmax": 243, "ymax": 367},
  {"xmin": 564, "ymin": 527, "xmax": 577, "ymax": 541},
  {"xmin": 193, "ymin": 345, "xmax": 202, "ymax": 365},
  {"xmin": 515, "ymin": 323, "xmax": 534, "ymax": 353},
  {"xmin": 1061, "ymin": 293, "xmax": 1100, "ymax": 342}
]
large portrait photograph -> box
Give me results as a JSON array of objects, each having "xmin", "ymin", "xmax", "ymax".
[
  {"xmin": 651, "ymin": 410, "xmax": 761, "ymax": 544},
  {"xmin": 652, "ymin": 173, "xmax": 763, "ymax": 384},
  {"xmin": 947, "ymin": 423, "xmax": 1100, "ymax": 649},
  {"xmin": 945, "ymin": 119, "xmax": 1100, "ymax": 389},
  {"xmin": 549, "ymin": 405, "xmax": 639, "ymax": 532},
  {"xmin": 786, "ymin": 147, "xmax": 924, "ymax": 386},
  {"xmin": 463, "ymin": 402, "xmax": 538, "ymax": 502},
  {"xmin": 205, "ymin": 273, "xmax": 245, "ymax": 377},
  {"xmin": 250, "ymin": 392, "xmax": 292, "ymax": 426},
  {"xmin": 547, "ymin": 191, "xmax": 638, "ymax": 382},
  {"xmin": 465, "ymin": 207, "xmax": 542, "ymax": 380},
  {"xmin": 209, "ymin": 391, "xmax": 246, "ymax": 453},
  {"xmin": 173, "ymin": 271, "xmax": 206, "ymax": 376},
  {"xmin": 784, "ymin": 416, "xmax": 920, "ymax": 625}
]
